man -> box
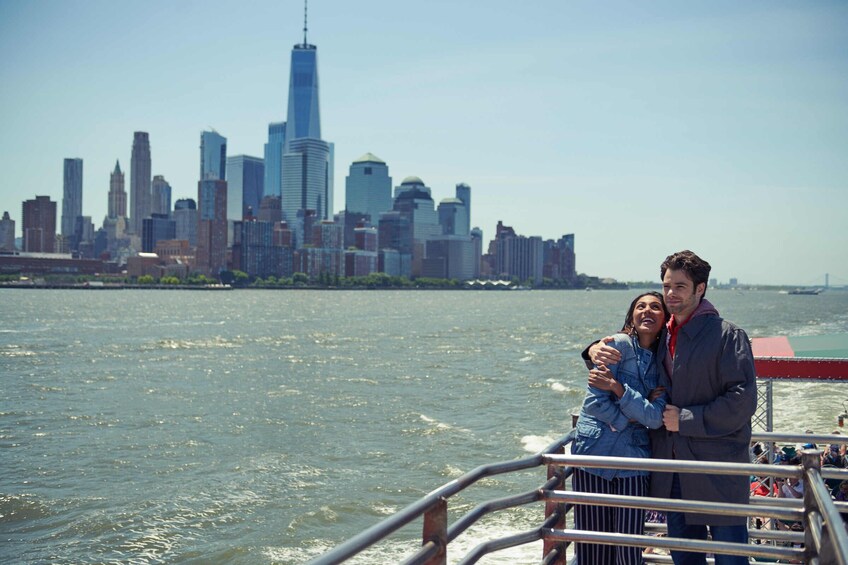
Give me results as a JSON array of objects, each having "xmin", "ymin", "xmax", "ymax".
[{"xmin": 587, "ymin": 250, "xmax": 757, "ymax": 565}]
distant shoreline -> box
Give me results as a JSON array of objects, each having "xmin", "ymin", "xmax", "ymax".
[{"xmin": 1, "ymin": 282, "xmax": 843, "ymax": 292}]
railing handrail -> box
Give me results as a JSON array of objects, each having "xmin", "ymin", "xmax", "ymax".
[
  {"xmin": 306, "ymin": 432, "xmax": 575, "ymax": 565},
  {"xmin": 308, "ymin": 431, "xmax": 848, "ymax": 564}
]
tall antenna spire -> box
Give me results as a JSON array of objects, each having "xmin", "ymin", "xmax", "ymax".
[{"xmin": 303, "ymin": 0, "xmax": 308, "ymax": 45}]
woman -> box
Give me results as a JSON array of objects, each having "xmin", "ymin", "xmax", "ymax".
[{"xmin": 571, "ymin": 291, "xmax": 669, "ymax": 564}]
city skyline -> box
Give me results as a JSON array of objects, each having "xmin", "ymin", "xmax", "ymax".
[{"xmin": 1, "ymin": 1, "xmax": 846, "ymax": 285}]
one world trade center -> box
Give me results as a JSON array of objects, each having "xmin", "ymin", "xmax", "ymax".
[{"xmin": 280, "ymin": 5, "xmax": 333, "ymax": 242}]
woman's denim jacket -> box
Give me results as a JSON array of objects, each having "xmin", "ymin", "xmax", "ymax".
[{"xmin": 571, "ymin": 333, "xmax": 667, "ymax": 479}]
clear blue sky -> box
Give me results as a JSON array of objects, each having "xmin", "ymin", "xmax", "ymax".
[{"xmin": 1, "ymin": 0, "xmax": 846, "ymax": 286}]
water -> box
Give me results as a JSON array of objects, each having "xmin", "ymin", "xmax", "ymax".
[{"xmin": 2, "ymin": 289, "xmax": 847, "ymax": 564}]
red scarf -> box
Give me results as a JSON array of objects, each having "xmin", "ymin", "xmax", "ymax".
[{"xmin": 666, "ymin": 311, "xmax": 695, "ymax": 360}]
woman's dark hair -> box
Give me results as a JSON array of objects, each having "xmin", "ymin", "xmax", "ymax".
[{"xmin": 620, "ymin": 291, "xmax": 669, "ymax": 338}]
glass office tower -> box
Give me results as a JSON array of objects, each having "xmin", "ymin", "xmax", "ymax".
[{"xmin": 61, "ymin": 158, "xmax": 83, "ymax": 238}]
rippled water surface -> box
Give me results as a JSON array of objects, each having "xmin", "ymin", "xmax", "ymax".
[{"xmin": 2, "ymin": 289, "xmax": 847, "ymax": 564}]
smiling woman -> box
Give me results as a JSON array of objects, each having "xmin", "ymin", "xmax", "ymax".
[{"xmin": 570, "ymin": 291, "xmax": 670, "ymax": 564}]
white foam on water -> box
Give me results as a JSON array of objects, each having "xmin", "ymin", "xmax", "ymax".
[
  {"xmin": 547, "ymin": 379, "xmax": 567, "ymax": 392},
  {"xmin": 520, "ymin": 434, "xmax": 556, "ymax": 454},
  {"xmin": 420, "ymin": 414, "xmax": 472, "ymax": 435}
]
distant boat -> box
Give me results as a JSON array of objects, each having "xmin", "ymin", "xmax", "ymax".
[{"xmin": 788, "ymin": 288, "xmax": 822, "ymax": 295}]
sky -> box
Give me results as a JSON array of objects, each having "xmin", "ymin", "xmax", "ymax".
[{"xmin": 1, "ymin": 0, "xmax": 846, "ymax": 286}]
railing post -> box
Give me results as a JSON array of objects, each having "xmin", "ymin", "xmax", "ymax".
[
  {"xmin": 422, "ymin": 497, "xmax": 447, "ymax": 565},
  {"xmin": 801, "ymin": 448, "xmax": 823, "ymax": 564},
  {"xmin": 543, "ymin": 443, "xmax": 567, "ymax": 564}
]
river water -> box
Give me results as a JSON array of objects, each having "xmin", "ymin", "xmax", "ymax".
[{"xmin": 2, "ymin": 288, "xmax": 847, "ymax": 564}]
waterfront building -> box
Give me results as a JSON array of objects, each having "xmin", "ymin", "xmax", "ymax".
[
  {"xmin": 0, "ymin": 211, "xmax": 15, "ymax": 251},
  {"xmin": 437, "ymin": 198, "xmax": 469, "ymax": 237},
  {"xmin": 294, "ymin": 220, "xmax": 344, "ymax": 279},
  {"xmin": 377, "ymin": 211, "xmax": 412, "ymax": 278},
  {"xmin": 73, "ymin": 216, "xmax": 95, "ymax": 258},
  {"xmin": 200, "ymin": 130, "xmax": 227, "ymax": 181},
  {"xmin": 344, "ymin": 226, "xmax": 378, "ymax": 278},
  {"xmin": 22, "ymin": 196, "xmax": 56, "ymax": 253},
  {"xmin": 344, "ymin": 250, "xmax": 378, "ymax": 277},
  {"xmin": 142, "ymin": 213, "xmax": 176, "ymax": 253},
  {"xmin": 93, "ymin": 228, "xmax": 108, "ymax": 258},
  {"xmin": 129, "ymin": 132, "xmax": 152, "ymax": 236},
  {"xmin": 151, "ymin": 176, "xmax": 172, "ymax": 218},
  {"xmin": 273, "ymin": 221, "xmax": 294, "ymax": 249},
  {"xmin": 196, "ymin": 179, "xmax": 227, "ymax": 276},
  {"xmin": 226, "ymin": 155, "xmax": 265, "ymax": 221},
  {"xmin": 470, "ymin": 227, "xmax": 483, "ymax": 279},
  {"xmin": 455, "ymin": 183, "xmax": 471, "ymax": 235},
  {"xmin": 345, "ymin": 153, "xmax": 392, "ymax": 222},
  {"xmin": 490, "ymin": 221, "xmax": 544, "ymax": 284},
  {"xmin": 257, "ymin": 195, "xmax": 283, "ymax": 224},
  {"xmin": 423, "ymin": 236, "xmax": 476, "ymax": 281},
  {"xmin": 282, "ymin": 138, "xmax": 331, "ymax": 227},
  {"xmin": 173, "ymin": 198, "xmax": 197, "ymax": 247},
  {"xmin": 542, "ymin": 234, "xmax": 576, "ymax": 283},
  {"xmin": 61, "ymin": 158, "xmax": 83, "ymax": 241},
  {"xmin": 0, "ymin": 253, "xmax": 102, "ymax": 276},
  {"xmin": 153, "ymin": 239, "xmax": 192, "ymax": 263},
  {"xmin": 108, "ymin": 160, "xmax": 127, "ymax": 220},
  {"xmin": 264, "ymin": 122, "xmax": 287, "ymax": 198},
  {"xmin": 129, "ymin": 132, "xmax": 152, "ymax": 235},
  {"xmin": 391, "ymin": 177, "xmax": 440, "ymax": 278},
  {"xmin": 231, "ymin": 219, "xmax": 288, "ymax": 279},
  {"xmin": 378, "ymin": 248, "xmax": 410, "ymax": 278},
  {"xmin": 126, "ymin": 252, "xmax": 161, "ymax": 279},
  {"xmin": 337, "ymin": 210, "xmax": 371, "ymax": 250}
]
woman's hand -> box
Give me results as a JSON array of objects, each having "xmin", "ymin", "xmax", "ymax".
[
  {"xmin": 588, "ymin": 336, "xmax": 622, "ymax": 366},
  {"xmin": 648, "ymin": 386, "xmax": 666, "ymax": 402},
  {"xmin": 588, "ymin": 364, "xmax": 624, "ymax": 398}
]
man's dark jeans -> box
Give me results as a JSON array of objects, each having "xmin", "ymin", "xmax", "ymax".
[{"xmin": 667, "ymin": 473, "xmax": 749, "ymax": 565}]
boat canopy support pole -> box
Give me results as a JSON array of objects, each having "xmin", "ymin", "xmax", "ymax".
[{"xmin": 421, "ymin": 497, "xmax": 447, "ymax": 565}]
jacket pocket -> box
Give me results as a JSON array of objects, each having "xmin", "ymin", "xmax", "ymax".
[{"xmin": 572, "ymin": 419, "xmax": 603, "ymax": 455}]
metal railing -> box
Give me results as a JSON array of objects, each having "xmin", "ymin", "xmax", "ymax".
[{"xmin": 308, "ymin": 431, "xmax": 848, "ymax": 565}]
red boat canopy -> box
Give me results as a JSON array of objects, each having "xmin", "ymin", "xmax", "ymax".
[{"xmin": 752, "ymin": 334, "xmax": 848, "ymax": 380}]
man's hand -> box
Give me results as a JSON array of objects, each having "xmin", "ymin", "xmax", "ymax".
[
  {"xmin": 663, "ymin": 405, "xmax": 680, "ymax": 431},
  {"xmin": 588, "ymin": 336, "xmax": 622, "ymax": 366}
]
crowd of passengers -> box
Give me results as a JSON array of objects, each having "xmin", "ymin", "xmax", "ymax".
[{"xmin": 750, "ymin": 431, "xmax": 848, "ymax": 502}]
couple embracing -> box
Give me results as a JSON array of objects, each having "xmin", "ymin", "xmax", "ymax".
[{"xmin": 571, "ymin": 250, "xmax": 757, "ymax": 565}]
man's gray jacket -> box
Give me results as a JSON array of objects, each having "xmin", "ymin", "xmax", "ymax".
[{"xmin": 649, "ymin": 299, "xmax": 757, "ymax": 526}]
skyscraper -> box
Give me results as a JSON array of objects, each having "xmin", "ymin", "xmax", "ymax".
[
  {"xmin": 151, "ymin": 175, "xmax": 172, "ymax": 217},
  {"xmin": 173, "ymin": 198, "xmax": 197, "ymax": 246},
  {"xmin": 0, "ymin": 211, "xmax": 15, "ymax": 251},
  {"xmin": 226, "ymin": 155, "xmax": 265, "ymax": 220},
  {"xmin": 437, "ymin": 198, "xmax": 469, "ymax": 236},
  {"xmin": 345, "ymin": 153, "xmax": 392, "ymax": 222},
  {"xmin": 263, "ymin": 122, "xmax": 286, "ymax": 198},
  {"xmin": 391, "ymin": 176, "xmax": 440, "ymax": 278},
  {"xmin": 142, "ymin": 213, "xmax": 176, "ymax": 253},
  {"xmin": 200, "ymin": 130, "xmax": 227, "ymax": 181},
  {"xmin": 196, "ymin": 179, "xmax": 228, "ymax": 276},
  {"xmin": 130, "ymin": 132, "xmax": 152, "ymax": 235},
  {"xmin": 280, "ymin": 9, "xmax": 333, "ymax": 226},
  {"xmin": 61, "ymin": 158, "xmax": 83, "ymax": 238},
  {"xmin": 22, "ymin": 196, "xmax": 56, "ymax": 253},
  {"xmin": 286, "ymin": 34, "xmax": 321, "ymax": 140},
  {"xmin": 455, "ymin": 183, "xmax": 471, "ymax": 235},
  {"xmin": 108, "ymin": 160, "xmax": 127, "ymax": 219},
  {"xmin": 281, "ymin": 138, "xmax": 330, "ymax": 226}
]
